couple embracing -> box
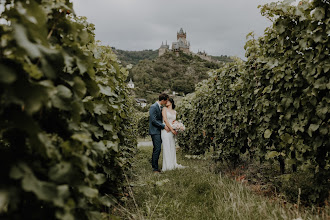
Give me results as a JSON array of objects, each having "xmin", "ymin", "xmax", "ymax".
[{"xmin": 149, "ymin": 93, "xmax": 185, "ymax": 173}]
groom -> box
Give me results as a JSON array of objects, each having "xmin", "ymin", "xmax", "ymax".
[{"xmin": 149, "ymin": 93, "xmax": 170, "ymax": 173}]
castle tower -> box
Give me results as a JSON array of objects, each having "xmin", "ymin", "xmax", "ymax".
[
  {"xmin": 172, "ymin": 28, "xmax": 190, "ymax": 54},
  {"xmin": 177, "ymin": 28, "xmax": 186, "ymax": 40},
  {"xmin": 159, "ymin": 41, "xmax": 169, "ymax": 57}
]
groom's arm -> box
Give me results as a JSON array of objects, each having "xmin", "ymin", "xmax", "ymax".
[{"xmin": 150, "ymin": 106, "xmax": 165, "ymax": 129}]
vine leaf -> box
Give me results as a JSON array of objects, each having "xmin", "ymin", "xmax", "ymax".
[
  {"xmin": 264, "ymin": 129, "xmax": 272, "ymax": 139},
  {"xmin": 308, "ymin": 124, "xmax": 320, "ymax": 137}
]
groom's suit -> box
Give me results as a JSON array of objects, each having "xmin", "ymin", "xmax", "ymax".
[{"xmin": 149, "ymin": 102, "xmax": 165, "ymax": 171}]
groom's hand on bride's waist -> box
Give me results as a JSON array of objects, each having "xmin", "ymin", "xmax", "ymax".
[{"xmin": 165, "ymin": 125, "xmax": 170, "ymax": 132}]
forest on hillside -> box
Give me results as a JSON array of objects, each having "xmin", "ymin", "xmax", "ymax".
[
  {"xmin": 113, "ymin": 49, "xmax": 159, "ymax": 66},
  {"xmin": 210, "ymin": 55, "xmax": 235, "ymax": 63},
  {"xmin": 114, "ymin": 48, "xmax": 233, "ymax": 67},
  {"xmin": 128, "ymin": 52, "xmax": 232, "ymax": 103}
]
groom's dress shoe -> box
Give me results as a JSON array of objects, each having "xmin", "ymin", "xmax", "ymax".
[{"xmin": 153, "ymin": 170, "xmax": 161, "ymax": 174}]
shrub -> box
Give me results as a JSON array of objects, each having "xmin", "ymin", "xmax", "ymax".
[
  {"xmin": 177, "ymin": 0, "xmax": 330, "ymax": 205},
  {"xmin": 0, "ymin": 1, "xmax": 136, "ymax": 219}
]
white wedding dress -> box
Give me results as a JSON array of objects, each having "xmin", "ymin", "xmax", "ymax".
[{"xmin": 161, "ymin": 110, "xmax": 184, "ymax": 171}]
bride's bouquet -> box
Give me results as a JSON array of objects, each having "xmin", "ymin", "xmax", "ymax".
[{"xmin": 171, "ymin": 120, "xmax": 185, "ymax": 132}]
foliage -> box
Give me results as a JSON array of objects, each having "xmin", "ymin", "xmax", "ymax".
[
  {"xmin": 177, "ymin": 0, "xmax": 329, "ymax": 205},
  {"xmin": 130, "ymin": 52, "xmax": 225, "ymax": 103},
  {"xmin": 278, "ymin": 171, "xmax": 329, "ymax": 206},
  {"xmin": 113, "ymin": 47, "xmax": 234, "ymax": 68},
  {"xmin": 136, "ymin": 112, "xmax": 149, "ymax": 139},
  {"xmin": 210, "ymin": 54, "xmax": 234, "ymax": 63},
  {"xmin": 120, "ymin": 146, "xmax": 327, "ymax": 219},
  {"xmin": 114, "ymin": 49, "xmax": 158, "ymax": 66},
  {"xmin": 0, "ymin": 1, "xmax": 136, "ymax": 219}
]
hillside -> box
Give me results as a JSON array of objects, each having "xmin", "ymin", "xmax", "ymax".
[
  {"xmin": 113, "ymin": 48, "xmax": 233, "ymax": 67},
  {"xmin": 128, "ymin": 51, "xmax": 231, "ymax": 103},
  {"xmin": 113, "ymin": 48, "xmax": 158, "ymax": 66},
  {"xmin": 210, "ymin": 55, "xmax": 234, "ymax": 63}
]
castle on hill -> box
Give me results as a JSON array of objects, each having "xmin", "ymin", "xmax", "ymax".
[
  {"xmin": 159, "ymin": 28, "xmax": 189, "ymax": 56},
  {"xmin": 159, "ymin": 28, "xmax": 213, "ymax": 62}
]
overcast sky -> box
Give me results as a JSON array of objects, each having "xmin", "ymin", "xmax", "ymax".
[{"xmin": 71, "ymin": 1, "xmax": 277, "ymax": 58}]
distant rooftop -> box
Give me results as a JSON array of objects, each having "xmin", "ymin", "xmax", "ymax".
[{"xmin": 135, "ymin": 98, "xmax": 147, "ymax": 103}]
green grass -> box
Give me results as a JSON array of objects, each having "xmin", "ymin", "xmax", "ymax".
[
  {"xmin": 116, "ymin": 146, "xmax": 328, "ymax": 220},
  {"xmin": 137, "ymin": 137, "xmax": 152, "ymax": 142}
]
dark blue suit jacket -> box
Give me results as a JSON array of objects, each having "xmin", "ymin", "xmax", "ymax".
[{"xmin": 149, "ymin": 102, "xmax": 165, "ymax": 135}]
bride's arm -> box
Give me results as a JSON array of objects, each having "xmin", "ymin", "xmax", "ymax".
[{"xmin": 162, "ymin": 108, "xmax": 175, "ymax": 133}]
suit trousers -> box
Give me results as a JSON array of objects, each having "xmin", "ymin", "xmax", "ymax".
[{"xmin": 151, "ymin": 134, "xmax": 162, "ymax": 171}]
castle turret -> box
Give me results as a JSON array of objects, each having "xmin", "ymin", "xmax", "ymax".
[
  {"xmin": 159, "ymin": 41, "xmax": 169, "ymax": 57},
  {"xmin": 172, "ymin": 28, "xmax": 190, "ymax": 55},
  {"xmin": 177, "ymin": 28, "xmax": 186, "ymax": 40},
  {"xmin": 159, "ymin": 28, "xmax": 190, "ymax": 57}
]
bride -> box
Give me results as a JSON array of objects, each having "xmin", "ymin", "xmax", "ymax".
[{"xmin": 161, "ymin": 98, "xmax": 185, "ymax": 171}]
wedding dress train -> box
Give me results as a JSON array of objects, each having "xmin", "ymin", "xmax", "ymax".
[{"xmin": 161, "ymin": 110, "xmax": 184, "ymax": 171}]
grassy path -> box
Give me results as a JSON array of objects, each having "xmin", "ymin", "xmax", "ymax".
[{"xmin": 118, "ymin": 146, "xmax": 326, "ymax": 220}]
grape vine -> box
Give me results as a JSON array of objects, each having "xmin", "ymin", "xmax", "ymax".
[
  {"xmin": 178, "ymin": 0, "xmax": 329, "ymax": 204},
  {"xmin": 0, "ymin": 1, "xmax": 136, "ymax": 219}
]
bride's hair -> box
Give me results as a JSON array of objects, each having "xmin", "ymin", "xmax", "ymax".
[{"xmin": 169, "ymin": 98, "xmax": 175, "ymax": 109}]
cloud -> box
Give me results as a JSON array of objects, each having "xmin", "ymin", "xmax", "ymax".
[{"xmin": 72, "ymin": 0, "xmax": 277, "ymax": 58}]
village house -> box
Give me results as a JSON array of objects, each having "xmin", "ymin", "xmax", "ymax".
[{"xmin": 135, "ymin": 98, "xmax": 147, "ymax": 108}]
